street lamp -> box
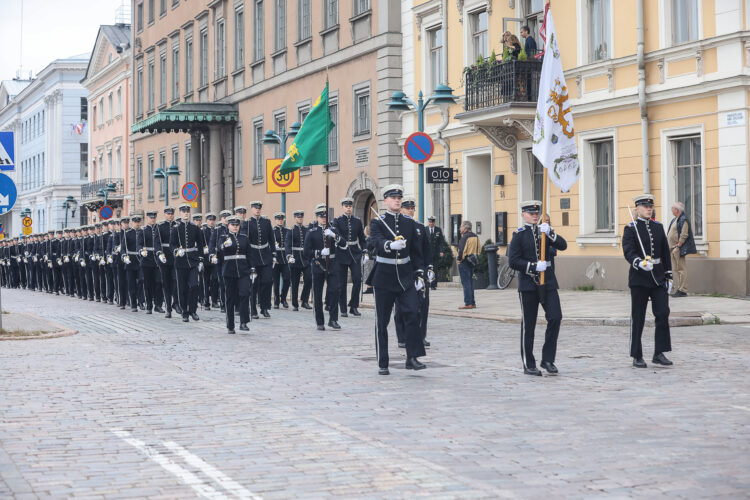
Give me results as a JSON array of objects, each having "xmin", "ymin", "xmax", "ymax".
[
  {"xmin": 387, "ymin": 84, "xmax": 457, "ymax": 222},
  {"xmin": 154, "ymin": 165, "xmax": 181, "ymax": 207},
  {"xmin": 61, "ymin": 196, "xmax": 77, "ymax": 229},
  {"xmin": 96, "ymin": 182, "xmax": 117, "ymax": 206},
  {"xmin": 262, "ymin": 121, "xmax": 301, "ymax": 216}
]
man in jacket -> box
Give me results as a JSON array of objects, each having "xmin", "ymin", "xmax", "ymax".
[
  {"xmin": 218, "ymin": 215, "xmax": 252, "ymax": 334},
  {"xmin": 170, "ymin": 204, "xmax": 205, "ymax": 322},
  {"xmin": 285, "ymin": 210, "xmax": 312, "ymax": 311},
  {"xmin": 272, "ymin": 212, "xmax": 291, "ymax": 309},
  {"xmin": 332, "ymin": 197, "xmax": 367, "ymax": 317},
  {"xmin": 304, "ymin": 203, "xmax": 343, "ymax": 330},
  {"xmin": 457, "ymin": 221, "xmax": 480, "ymax": 309},
  {"xmin": 667, "ymin": 201, "xmax": 696, "ymax": 297}
]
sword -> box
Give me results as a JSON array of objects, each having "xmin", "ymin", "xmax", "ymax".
[
  {"xmin": 627, "ymin": 205, "xmax": 652, "ymax": 263},
  {"xmin": 369, "ymin": 206, "xmax": 404, "ymax": 241}
]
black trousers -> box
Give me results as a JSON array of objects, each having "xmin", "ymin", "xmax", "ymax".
[
  {"xmin": 290, "ymin": 266, "xmax": 311, "ymax": 307},
  {"xmin": 630, "ymin": 285, "xmax": 671, "ymax": 359},
  {"xmin": 91, "ymin": 265, "xmax": 101, "ymax": 300},
  {"xmin": 519, "ymin": 288, "xmax": 562, "ymax": 369},
  {"xmin": 396, "ymin": 283, "xmax": 430, "ymax": 344},
  {"xmin": 374, "ymin": 286, "xmax": 426, "ymax": 368},
  {"xmin": 175, "ymin": 266, "xmax": 200, "ymax": 316},
  {"xmin": 224, "ymin": 276, "xmax": 250, "ymax": 330},
  {"xmin": 312, "ymin": 269, "xmax": 339, "ymax": 326},
  {"xmin": 125, "ymin": 268, "xmax": 139, "ymax": 309},
  {"xmin": 157, "ymin": 264, "xmax": 174, "ymax": 312},
  {"xmin": 273, "ymin": 263, "xmax": 290, "ymax": 305},
  {"xmin": 250, "ymin": 265, "xmax": 272, "ymax": 314},
  {"xmin": 117, "ymin": 265, "xmax": 128, "ymax": 306},
  {"xmin": 79, "ymin": 266, "xmax": 88, "ymax": 298},
  {"xmin": 203, "ymin": 264, "xmax": 219, "ymax": 305},
  {"xmin": 104, "ymin": 266, "xmax": 115, "ymax": 302},
  {"xmin": 142, "ymin": 267, "xmax": 163, "ymax": 310},
  {"xmin": 337, "ymin": 259, "xmax": 362, "ymax": 312}
]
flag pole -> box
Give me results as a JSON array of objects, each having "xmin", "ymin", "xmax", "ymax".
[
  {"xmin": 540, "ymin": 167, "xmax": 548, "ymax": 286},
  {"xmin": 324, "ymin": 69, "xmax": 330, "ymax": 271}
]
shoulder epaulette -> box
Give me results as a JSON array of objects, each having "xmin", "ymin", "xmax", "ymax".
[
  {"xmin": 403, "ymin": 214, "xmax": 412, "ymax": 219},
  {"xmin": 629, "ymin": 222, "xmax": 635, "ymax": 227},
  {"xmin": 516, "ymin": 226, "xmax": 525, "ymax": 233},
  {"xmin": 652, "ymin": 220, "xmax": 661, "ymax": 224}
]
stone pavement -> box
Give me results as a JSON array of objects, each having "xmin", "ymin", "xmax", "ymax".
[
  {"xmin": 360, "ymin": 287, "xmax": 750, "ymax": 327},
  {"xmin": 1, "ymin": 288, "xmax": 749, "ymax": 499}
]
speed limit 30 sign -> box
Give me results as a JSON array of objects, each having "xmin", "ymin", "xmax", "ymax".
[{"xmin": 266, "ymin": 159, "xmax": 300, "ymax": 194}]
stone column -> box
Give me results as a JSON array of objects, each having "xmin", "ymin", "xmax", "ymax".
[
  {"xmin": 208, "ymin": 125, "xmax": 223, "ymax": 213},
  {"xmin": 190, "ymin": 131, "xmax": 202, "ymax": 212}
]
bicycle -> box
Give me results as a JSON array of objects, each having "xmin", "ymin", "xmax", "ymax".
[{"xmin": 497, "ymin": 245, "xmax": 515, "ymax": 289}]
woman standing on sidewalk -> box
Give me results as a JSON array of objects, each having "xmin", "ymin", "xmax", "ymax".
[{"xmin": 457, "ymin": 221, "xmax": 480, "ymax": 309}]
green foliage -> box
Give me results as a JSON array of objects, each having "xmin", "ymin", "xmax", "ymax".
[
  {"xmin": 502, "ymin": 46, "xmax": 510, "ymax": 62},
  {"xmin": 575, "ymin": 284, "xmax": 595, "ymax": 291},
  {"xmin": 489, "ymin": 50, "xmax": 497, "ymax": 64},
  {"xmin": 474, "ymin": 239, "xmax": 495, "ymax": 277},
  {"xmin": 518, "ymin": 47, "xmax": 528, "ymax": 61}
]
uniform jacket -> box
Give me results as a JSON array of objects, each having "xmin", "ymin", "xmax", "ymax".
[
  {"xmin": 623, "ymin": 218, "xmax": 672, "ymax": 288},
  {"xmin": 170, "ymin": 221, "xmax": 205, "ymax": 269},
  {"xmin": 273, "ymin": 225, "xmax": 290, "ymax": 264},
  {"xmin": 367, "ymin": 212, "xmax": 424, "ymax": 292},
  {"xmin": 509, "ymin": 223, "xmax": 568, "ymax": 292},
  {"xmin": 209, "ymin": 223, "xmax": 229, "ymax": 258},
  {"xmin": 218, "ymin": 231, "xmax": 253, "ymax": 277},
  {"xmin": 284, "ymin": 224, "xmax": 309, "ymax": 269},
  {"xmin": 121, "ymin": 228, "xmax": 140, "ymax": 271},
  {"xmin": 414, "ymin": 219, "xmax": 433, "ymax": 270},
  {"xmin": 154, "ymin": 221, "xmax": 174, "ymax": 266},
  {"xmin": 303, "ymin": 224, "xmax": 341, "ymax": 275},
  {"xmin": 242, "ymin": 216, "xmax": 274, "ymax": 267},
  {"xmin": 426, "ymin": 225, "xmax": 445, "ymax": 264},
  {"xmin": 137, "ymin": 225, "xmax": 160, "ymax": 268},
  {"xmin": 331, "ymin": 214, "xmax": 366, "ymax": 264}
]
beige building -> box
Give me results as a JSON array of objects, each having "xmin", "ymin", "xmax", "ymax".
[
  {"xmin": 402, "ymin": 0, "xmax": 750, "ymax": 295},
  {"xmin": 129, "ymin": 0, "xmax": 404, "ymax": 225}
]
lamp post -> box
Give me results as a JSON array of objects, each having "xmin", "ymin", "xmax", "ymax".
[
  {"xmin": 61, "ymin": 196, "xmax": 77, "ymax": 228},
  {"xmin": 387, "ymin": 84, "xmax": 456, "ymax": 222},
  {"xmin": 262, "ymin": 121, "xmax": 301, "ymax": 216},
  {"xmin": 96, "ymin": 183, "xmax": 117, "ymax": 207},
  {"xmin": 154, "ymin": 165, "xmax": 181, "ymax": 207}
]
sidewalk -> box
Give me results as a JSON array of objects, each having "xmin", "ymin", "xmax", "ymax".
[
  {"xmin": 0, "ymin": 312, "xmax": 77, "ymax": 340},
  {"xmin": 360, "ymin": 286, "xmax": 750, "ymax": 327}
]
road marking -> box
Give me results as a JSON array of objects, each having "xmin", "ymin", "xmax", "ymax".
[
  {"xmin": 110, "ymin": 428, "xmax": 232, "ymax": 500},
  {"xmin": 731, "ymin": 405, "xmax": 750, "ymax": 412},
  {"xmin": 163, "ymin": 441, "xmax": 262, "ymax": 500}
]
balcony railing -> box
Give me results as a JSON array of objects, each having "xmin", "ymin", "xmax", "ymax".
[
  {"xmin": 81, "ymin": 177, "xmax": 125, "ymax": 200},
  {"xmin": 463, "ymin": 59, "xmax": 543, "ymax": 112}
]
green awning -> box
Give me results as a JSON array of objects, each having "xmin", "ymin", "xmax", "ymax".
[{"xmin": 131, "ymin": 102, "xmax": 238, "ymax": 134}]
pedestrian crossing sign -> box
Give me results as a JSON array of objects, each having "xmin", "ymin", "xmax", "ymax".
[{"xmin": 0, "ymin": 132, "xmax": 15, "ymax": 171}]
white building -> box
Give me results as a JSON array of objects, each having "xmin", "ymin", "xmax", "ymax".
[{"xmin": 0, "ymin": 54, "xmax": 90, "ymax": 236}]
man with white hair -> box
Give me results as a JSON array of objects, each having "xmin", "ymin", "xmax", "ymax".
[{"xmin": 667, "ymin": 201, "xmax": 697, "ymax": 297}]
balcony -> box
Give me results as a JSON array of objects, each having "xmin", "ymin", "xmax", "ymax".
[{"xmin": 81, "ymin": 178, "xmax": 125, "ymax": 210}]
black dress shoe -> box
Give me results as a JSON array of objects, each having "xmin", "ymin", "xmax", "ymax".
[
  {"xmin": 423, "ymin": 339, "xmax": 430, "ymax": 347},
  {"xmin": 212, "ymin": 302, "xmax": 220, "ymax": 308},
  {"xmin": 131, "ymin": 307, "xmax": 138, "ymax": 312},
  {"xmin": 282, "ymin": 301, "xmax": 289, "ymax": 309},
  {"xmin": 273, "ymin": 304, "xmax": 280, "ymax": 309},
  {"xmin": 239, "ymin": 323, "xmax": 249, "ymax": 331},
  {"xmin": 261, "ymin": 310, "xmax": 270, "ymax": 318},
  {"xmin": 379, "ymin": 367, "xmax": 390, "ymax": 375},
  {"xmin": 220, "ymin": 306, "xmax": 226, "ymax": 313},
  {"xmin": 165, "ymin": 311, "xmax": 172, "ymax": 318},
  {"xmin": 349, "ymin": 308, "xmax": 361, "ymax": 316},
  {"xmin": 301, "ymin": 303, "xmax": 312, "ymax": 310},
  {"xmin": 524, "ymin": 367, "xmax": 542, "ymax": 376},
  {"xmin": 540, "ymin": 361, "xmax": 558, "ymax": 374},
  {"xmin": 293, "ymin": 306, "xmax": 299, "ymax": 311},
  {"xmin": 633, "ymin": 358, "xmax": 647, "ymax": 368},
  {"xmin": 363, "ymin": 288, "xmax": 373, "ymax": 295},
  {"xmin": 174, "ymin": 306, "xmax": 183, "ymax": 314},
  {"xmin": 405, "ymin": 357, "xmax": 426, "ymax": 370},
  {"xmin": 95, "ymin": 298, "xmax": 101, "ymax": 302},
  {"xmin": 252, "ymin": 313, "xmax": 260, "ymax": 319},
  {"xmin": 227, "ymin": 329, "xmax": 236, "ymax": 334},
  {"xmin": 119, "ymin": 305, "xmax": 126, "ymax": 310},
  {"xmin": 317, "ymin": 325, "xmax": 325, "ymax": 331},
  {"xmin": 340, "ymin": 312, "xmax": 348, "ymax": 318},
  {"xmin": 146, "ymin": 310, "xmax": 152, "ymax": 315},
  {"xmin": 652, "ymin": 353, "xmax": 673, "ymax": 366},
  {"xmin": 191, "ymin": 313, "xmax": 200, "ymax": 321},
  {"xmin": 324, "ymin": 304, "xmax": 330, "ymax": 311},
  {"xmin": 154, "ymin": 306, "xmax": 165, "ymax": 313},
  {"xmin": 205, "ymin": 305, "xmax": 211, "ymax": 311},
  {"xmin": 328, "ymin": 320, "xmax": 341, "ymax": 330},
  {"xmin": 398, "ymin": 342, "xmax": 406, "ymax": 349},
  {"xmin": 182, "ymin": 316, "xmax": 189, "ymax": 322}
]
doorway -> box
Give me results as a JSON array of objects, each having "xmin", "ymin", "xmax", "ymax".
[{"xmin": 463, "ymin": 152, "xmax": 493, "ymax": 242}]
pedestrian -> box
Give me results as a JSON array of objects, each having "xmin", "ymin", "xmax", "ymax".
[
  {"xmin": 508, "ymin": 200, "xmax": 568, "ymax": 376},
  {"xmin": 154, "ymin": 207, "xmax": 176, "ymax": 317},
  {"xmin": 332, "ymin": 197, "xmax": 367, "ymax": 318},
  {"xmin": 137, "ymin": 210, "xmax": 165, "ymax": 314},
  {"xmin": 457, "ymin": 221, "xmax": 480, "ymax": 309},
  {"xmin": 170, "ymin": 204, "xmax": 204, "ymax": 322},
  {"xmin": 624, "ymin": 194, "xmax": 674, "ymax": 368},
  {"xmin": 520, "ymin": 25, "xmax": 537, "ymax": 55},
  {"xmin": 304, "ymin": 203, "xmax": 342, "ymax": 331},
  {"xmin": 272, "ymin": 212, "xmax": 291, "ymax": 309},
  {"xmin": 243, "ymin": 201, "xmax": 274, "ymax": 319},
  {"xmin": 667, "ymin": 201, "xmax": 696, "ymax": 297},
  {"xmin": 284, "ymin": 209, "xmax": 312, "ymax": 311},
  {"xmin": 218, "ymin": 215, "xmax": 252, "ymax": 334}
]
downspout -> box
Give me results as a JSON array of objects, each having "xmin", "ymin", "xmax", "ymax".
[
  {"xmin": 436, "ymin": 0, "xmax": 451, "ymax": 234},
  {"xmin": 637, "ymin": 0, "xmax": 649, "ymax": 193}
]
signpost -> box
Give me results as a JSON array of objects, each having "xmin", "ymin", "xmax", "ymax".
[
  {"xmin": 426, "ymin": 167, "xmax": 459, "ymax": 184},
  {"xmin": 22, "ymin": 216, "xmax": 32, "ymax": 227},
  {"xmin": 404, "ymin": 132, "xmax": 434, "ymax": 164},
  {"xmin": 99, "ymin": 205, "xmax": 114, "ymax": 220},
  {"xmin": 182, "ymin": 182, "xmax": 199, "ymax": 202},
  {"xmin": 22, "ymin": 227, "xmax": 32, "ymax": 236},
  {"xmin": 0, "ymin": 173, "xmax": 17, "ymax": 215},
  {"xmin": 0, "ymin": 132, "xmax": 15, "ymax": 171},
  {"xmin": 266, "ymin": 159, "xmax": 300, "ymax": 194}
]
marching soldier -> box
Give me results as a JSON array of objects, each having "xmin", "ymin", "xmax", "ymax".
[
  {"xmin": 86, "ymin": 226, "xmax": 99, "ymax": 301},
  {"xmin": 106, "ymin": 220, "xmax": 120, "ymax": 304},
  {"xmin": 209, "ymin": 210, "xmax": 233, "ymax": 313},
  {"xmin": 244, "ymin": 201, "xmax": 274, "ymax": 319},
  {"xmin": 202, "ymin": 213, "xmax": 219, "ymax": 310},
  {"xmin": 100, "ymin": 222, "xmax": 115, "ymax": 304},
  {"xmin": 93, "ymin": 224, "xmax": 106, "ymax": 301},
  {"xmin": 367, "ymin": 185, "xmax": 427, "ymax": 375},
  {"xmin": 113, "ymin": 218, "xmax": 128, "ymax": 308},
  {"xmin": 508, "ymin": 200, "xmax": 568, "ymax": 376},
  {"xmin": 284, "ymin": 210, "xmax": 312, "ymax": 311},
  {"xmin": 191, "ymin": 213, "xmax": 206, "ymax": 307},
  {"xmin": 121, "ymin": 215, "xmax": 141, "ymax": 312},
  {"xmin": 137, "ymin": 211, "xmax": 165, "ymax": 314},
  {"xmin": 170, "ymin": 204, "xmax": 205, "ymax": 322},
  {"xmin": 155, "ymin": 208, "xmax": 177, "ymax": 316},
  {"xmin": 218, "ymin": 215, "xmax": 252, "ymax": 334},
  {"xmin": 332, "ymin": 197, "xmax": 367, "ymax": 317},
  {"xmin": 303, "ymin": 203, "xmax": 342, "ymax": 330},
  {"xmin": 62, "ymin": 229, "xmax": 73, "ymax": 296},
  {"xmin": 272, "ymin": 212, "xmax": 291, "ymax": 309},
  {"xmin": 623, "ymin": 194, "xmax": 674, "ymax": 368},
  {"xmin": 426, "ymin": 215, "xmax": 446, "ymax": 290}
]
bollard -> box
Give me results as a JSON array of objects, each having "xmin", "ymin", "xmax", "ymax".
[{"xmin": 484, "ymin": 243, "xmax": 500, "ymax": 290}]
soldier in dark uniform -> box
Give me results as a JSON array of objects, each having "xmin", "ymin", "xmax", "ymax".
[
  {"xmin": 272, "ymin": 212, "xmax": 291, "ymax": 309},
  {"xmin": 137, "ymin": 210, "xmax": 165, "ymax": 314},
  {"xmin": 332, "ymin": 197, "xmax": 367, "ymax": 318},
  {"xmin": 105, "ymin": 220, "xmax": 119, "ymax": 303},
  {"xmin": 218, "ymin": 215, "xmax": 252, "ymax": 334},
  {"xmin": 426, "ymin": 215, "xmax": 446, "ymax": 290},
  {"xmin": 170, "ymin": 204, "xmax": 205, "ymax": 322},
  {"xmin": 509, "ymin": 200, "xmax": 568, "ymax": 376},
  {"xmin": 100, "ymin": 222, "xmax": 115, "ymax": 304},
  {"xmin": 62, "ymin": 229, "xmax": 73, "ymax": 296},
  {"xmin": 244, "ymin": 201, "xmax": 274, "ymax": 319},
  {"xmin": 304, "ymin": 203, "xmax": 343, "ymax": 330},
  {"xmin": 201, "ymin": 213, "xmax": 219, "ymax": 310},
  {"xmin": 93, "ymin": 223, "xmax": 106, "ymax": 301},
  {"xmin": 623, "ymin": 194, "xmax": 674, "ymax": 368},
  {"xmin": 285, "ymin": 210, "xmax": 312, "ymax": 311},
  {"xmin": 76, "ymin": 228, "xmax": 89, "ymax": 299},
  {"xmin": 121, "ymin": 215, "xmax": 142, "ymax": 312},
  {"xmin": 111, "ymin": 219, "xmax": 126, "ymax": 307},
  {"xmin": 154, "ymin": 208, "xmax": 176, "ymax": 316},
  {"xmin": 191, "ymin": 213, "xmax": 207, "ymax": 307},
  {"xmin": 209, "ymin": 210, "xmax": 232, "ymax": 313},
  {"xmin": 85, "ymin": 226, "xmax": 99, "ymax": 301},
  {"xmin": 367, "ymin": 184, "xmax": 427, "ymax": 375}
]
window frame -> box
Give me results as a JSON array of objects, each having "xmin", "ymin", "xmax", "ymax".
[
  {"xmin": 172, "ymin": 44, "xmax": 180, "ymax": 101},
  {"xmin": 200, "ymin": 28, "xmax": 209, "ymax": 87},
  {"xmin": 352, "ymin": 82, "xmax": 370, "ymax": 139},
  {"xmin": 469, "ymin": 8, "xmax": 489, "ymax": 61},
  {"xmin": 252, "ymin": 119, "xmax": 264, "ymax": 182},
  {"xmin": 587, "ymin": 0, "xmax": 612, "ymax": 63},
  {"xmin": 672, "ymin": 135, "xmax": 703, "ymax": 237},
  {"xmin": 159, "ymin": 50, "xmax": 168, "ymax": 106},
  {"xmin": 148, "ymin": 59, "xmax": 156, "ymax": 111},
  {"xmin": 136, "ymin": 65, "xmax": 144, "ymax": 117},
  {"xmin": 427, "ymin": 25, "xmax": 444, "ymax": 93},
  {"xmin": 591, "ymin": 139, "xmax": 615, "ymax": 232},
  {"xmin": 171, "ymin": 147, "xmax": 180, "ymax": 197},
  {"xmin": 297, "ymin": 0, "xmax": 311, "ymax": 40},
  {"xmin": 185, "ymin": 36, "xmax": 194, "ymax": 93},
  {"xmin": 234, "ymin": 7, "xmax": 245, "ymax": 70},
  {"xmin": 324, "ymin": 0, "xmax": 338, "ymax": 29},
  {"xmin": 235, "ymin": 125, "xmax": 244, "ymax": 185},
  {"xmin": 136, "ymin": 156, "xmax": 143, "ymax": 187},
  {"xmin": 253, "ymin": 0, "xmax": 264, "ymax": 62},
  {"xmin": 215, "ymin": 18, "xmax": 226, "ymax": 79},
  {"xmin": 275, "ymin": 0, "xmax": 286, "ymax": 52}
]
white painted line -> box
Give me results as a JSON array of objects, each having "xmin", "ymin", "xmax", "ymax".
[
  {"xmin": 163, "ymin": 441, "xmax": 263, "ymax": 500},
  {"xmin": 109, "ymin": 429, "xmax": 230, "ymax": 500},
  {"xmin": 731, "ymin": 405, "xmax": 750, "ymax": 412}
]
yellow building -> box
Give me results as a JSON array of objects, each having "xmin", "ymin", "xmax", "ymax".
[{"xmin": 403, "ymin": 0, "xmax": 749, "ymax": 295}]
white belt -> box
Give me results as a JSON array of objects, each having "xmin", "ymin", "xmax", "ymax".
[
  {"xmin": 161, "ymin": 243, "xmax": 170, "ymax": 248},
  {"xmin": 142, "ymin": 247, "xmax": 154, "ymax": 251},
  {"xmin": 224, "ymin": 255, "xmax": 246, "ymax": 260},
  {"xmin": 292, "ymin": 246, "xmax": 304, "ymax": 251},
  {"xmin": 648, "ymin": 257, "xmax": 661, "ymax": 264},
  {"xmin": 319, "ymin": 254, "xmax": 336, "ymax": 259},
  {"xmin": 346, "ymin": 241, "xmax": 360, "ymax": 247},
  {"xmin": 185, "ymin": 247, "xmax": 198, "ymax": 253},
  {"xmin": 251, "ymin": 243, "xmax": 269, "ymax": 249},
  {"xmin": 126, "ymin": 251, "xmax": 139, "ymax": 256},
  {"xmin": 376, "ymin": 256, "xmax": 410, "ymax": 265}
]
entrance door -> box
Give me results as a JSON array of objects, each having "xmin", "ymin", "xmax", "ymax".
[{"xmin": 464, "ymin": 153, "xmax": 492, "ymax": 242}]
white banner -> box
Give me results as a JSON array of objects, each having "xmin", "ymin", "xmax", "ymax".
[{"xmin": 532, "ymin": 10, "xmax": 579, "ymax": 193}]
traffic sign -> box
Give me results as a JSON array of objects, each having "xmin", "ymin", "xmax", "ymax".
[
  {"xmin": 404, "ymin": 132, "xmax": 434, "ymax": 164},
  {"xmin": 426, "ymin": 167, "xmax": 456, "ymax": 184},
  {"xmin": 182, "ymin": 182, "xmax": 199, "ymax": 202},
  {"xmin": 22, "ymin": 217, "xmax": 32, "ymax": 227},
  {"xmin": 22, "ymin": 227, "xmax": 32, "ymax": 236},
  {"xmin": 99, "ymin": 205, "xmax": 114, "ymax": 220},
  {"xmin": 0, "ymin": 173, "xmax": 17, "ymax": 214},
  {"xmin": 0, "ymin": 132, "xmax": 14, "ymax": 171},
  {"xmin": 266, "ymin": 159, "xmax": 300, "ymax": 194},
  {"xmin": 0, "ymin": 223, "xmax": 4, "ymax": 234}
]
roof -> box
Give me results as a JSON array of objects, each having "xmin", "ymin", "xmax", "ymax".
[
  {"xmin": 131, "ymin": 102, "xmax": 238, "ymax": 134},
  {"xmin": 82, "ymin": 24, "xmax": 131, "ymax": 83},
  {"xmin": 1, "ymin": 79, "xmax": 32, "ymax": 97}
]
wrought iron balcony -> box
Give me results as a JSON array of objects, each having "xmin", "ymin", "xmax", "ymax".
[
  {"xmin": 81, "ymin": 178, "xmax": 125, "ymax": 200},
  {"xmin": 462, "ymin": 59, "xmax": 543, "ymax": 112}
]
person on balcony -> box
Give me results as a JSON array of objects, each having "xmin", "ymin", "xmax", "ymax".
[{"xmin": 521, "ymin": 26, "xmax": 537, "ymax": 56}]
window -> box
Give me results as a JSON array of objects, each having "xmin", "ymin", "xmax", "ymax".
[
  {"xmin": 589, "ymin": 0, "xmax": 611, "ymax": 62},
  {"xmin": 428, "ymin": 27, "xmax": 443, "ymax": 92},
  {"xmin": 235, "ymin": 126, "xmax": 243, "ymax": 184},
  {"xmin": 99, "ymin": 98, "xmax": 104, "ymax": 124},
  {"xmin": 325, "ymin": 0, "xmax": 338, "ymax": 28},
  {"xmin": 354, "ymin": 86, "xmax": 370, "ymax": 136},
  {"xmin": 160, "ymin": 0, "xmax": 166, "ymax": 16},
  {"xmin": 108, "ymin": 93, "xmax": 113, "ymax": 119},
  {"xmin": 592, "ymin": 140, "xmax": 614, "ymax": 231},
  {"xmin": 148, "ymin": 60, "xmax": 155, "ymax": 111},
  {"xmin": 108, "ymin": 150, "xmax": 113, "ymax": 178},
  {"xmin": 329, "ymin": 99, "xmax": 338, "ymax": 166},
  {"xmin": 137, "ymin": 2, "xmax": 143, "ymax": 31},
  {"xmin": 275, "ymin": 0, "xmax": 286, "ymax": 51},
  {"xmin": 297, "ymin": 0, "xmax": 311, "ymax": 40},
  {"xmin": 254, "ymin": 0, "xmax": 264, "ymax": 61},
  {"xmin": 148, "ymin": 0, "xmax": 155, "ymax": 23},
  {"xmin": 136, "ymin": 67, "xmax": 144, "ymax": 116},
  {"xmin": 216, "ymin": 19, "xmax": 226, "ymax": 78},
  {"xmin": 200, "ymin": 29, "xmax": 208, "ymax": 86},
  {"xmin": 235, "ymin": 8, "xmax": 245, "ymax": 69},
  {"xmin": 527, "ymin": 153, "xmax": 544, "ymax": 202},
  {"xmin": 274, "ymin": 113, "xmax": 286, "ymax": 158},
  {"xmin": 160, "ymin": 52, "xmax": 167, "ymax": 105},
  {"xmin": 354, "ymin": 0, "xmax": 369, "ymax": 15},
  {"xmin": 157, "ymin": 151, "xmax": 165, "ymax": 199},
  {"xmin": 673, "ymin": 136, "xmax": 702, "ymax": 237},
  {"xmin": 116, "ymin": 147, "xmax": 122, "ymax": 178},
  {"xmin": 253, "ymin": 120, "xmax": 264, "ymax": 180},
  {"xmin": 136, "ymin": 157, "xmax": 143, "ymax": 186},
  {"xmin": 171, "ymin": 149, "xmax": 180, "ymax": 196},
  {"xmin": 116, "ymin": 87, "xmax": 122, "ymax": 115},
  {"xmin": 185, "ymin": 38, "xmax": 194, "ymax": 92},
  {"xmin": 169, "ymin": 46, "xmax": 179, "ymax": 101},
  {"xmin": 470, "ymin": 10, "xmax": 488, "ymax": 60},
  {"xmin": 185, "ymin": 143, "xmax": 191, "ymax": 182},
  {"xmin": 523, "ymin": 0, "xmax": 544, "ymax": 45},
  {"xmin": 92, "ymin": 106, "xmax": 96, "ymax": 127},
  {"xmin": 149, "ymin": 155, "xmax": 156, "ymax": 199},
  {"xmin": 80, "ymin": 143, "xmax": 88, "ymax": 179},
  {"xmin": 673, "ymin": 0, "xmax": 699, "ymax": 44}
]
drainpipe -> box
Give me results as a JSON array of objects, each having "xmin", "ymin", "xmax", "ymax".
[
  {"xmin": 437, "ymin": 0, "xmax": 451, "ymax": 233},
  {"xmin": 637, "ymin": 0, "xmax": 649, "ymax": 193}
]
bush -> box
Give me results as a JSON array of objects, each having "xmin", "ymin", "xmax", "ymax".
[
  {"xmin": 518, "ymin": 48, "xmax": 528, "ymax": 61},
  {"xmin": 474, "ymin": 239, "xmax": 495, "ymax": 277}
]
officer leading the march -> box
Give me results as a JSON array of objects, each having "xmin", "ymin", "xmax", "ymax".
[
  {"xmin": 508, "ymin": 200, "xmax": 568, "ymax": 376},
  {"xmin": 170, "ymin": 204, "xmax": 205, "ymax": 322},
  {"xmin": 272, "ymin": 212, "xmax": 291, "ymax": 309},
  {"xmin": 623, "ymin": 194, "xmax": 673, "ymax": 368},
  {"xmin": 332, "ymin": 197, "xmax": 367, "ymax": 317},
  {"xmin": 218, "ymin": 215, "xmax": 252, "ymax": 334},
  {"xmin": 303, "ymin": 203, "xmax": 343, "ymax": 331},
  {"xmin": 367, "ymin": 184, "xmax": 426, "ymax": 375},
  {"xmin": 285, "ymin": 210, "xmax": 312, "ymax": 311}
]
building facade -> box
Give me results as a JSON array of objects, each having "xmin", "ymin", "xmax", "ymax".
[
  {"xmin": 0, "ymin": 55, "xmax": 90, "ymax": 236},
  {"xmin": 403, "ymin": 0, "xmax": 750, "ymax": 295},
  {"xmin": 129, "ymin": 0, "xmax": 404, "ymax": 224},
  {"xmin": 81, "ymin": 24, "xmax": 133, "ymax": 221}
]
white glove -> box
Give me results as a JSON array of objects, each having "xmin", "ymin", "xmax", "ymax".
[
  {"xmin": 415, "ymin": 279, "xmax": 424, "ymax": 292},
  {"xmin": 638, "ymin": 259, "xmax": 654, "ymax": 271},
  {"xmin": 210, "ymin": 255, "xmax": 218, "ymax": 265},
  {"xmin": 273, "ymin": 256, "xmax": 278, "ymax": 265},
  {"xmin": 158, "ymin": 253, "xmax": 167, "ymax": 264},
  {"xmin": 115, "ymin": 245, "xmax": 121, "ymax": 253},
  {"xmin": 122, "ymin": 256, "xmax": 130, "ymax": 265},
  {"xmin": 539, "ymin": 222, "xmax": 551, "ymax": 235},
  {"xmin": 389, "ymin": 239, "xmax": 407, "ymax": 250},
  {"xmin": 287, "ymin": 256, "xmax": 296, "ymax": 264},
  {"xmin": 198, "ymin": 262, "xmax": 204, "ymax": 272},
  {"xmin": 321, "ymin": 247, "xmax": 330, "ymax": 256},
  {"xmin": 535, "ymin": 260, "xmax": 548, "ymax": 272},
  {"xmin": 203, "ymin": 246, "xmax": 209, "ymax": 255},
  {"xmin": 427, "ymin": 269, "xmax": 436, "ymax": 282},
  {"xmin": 223, "ymin": 237, "xmax": 233, "ymax": 248},
  {"xmin": 362, "ymin": 254, "xmax": 369, "ymax": 263},
  {"xmin": 324, "ymin": 228, "xmax": 336, "ymax": 238},
  {"xmin": 140, "ymin": 249, "xmax": 148, "ymax": 257},
  {"xmin": 177, "ymin": 248, "xmax": 186, "ymax": 257},
  {"xmin": 107, "ymin": 255, "xmax": 114, "ymax": 264},
  {"xmin": 667, "ymin": 280, "xmax": 673, "ymax": 294}
]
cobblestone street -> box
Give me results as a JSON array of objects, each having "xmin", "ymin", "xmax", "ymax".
[{"xmin": 1, "ymin": 288, "xmax": 749, "ymax": 499}]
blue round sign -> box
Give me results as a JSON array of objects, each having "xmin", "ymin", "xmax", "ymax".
[
  {"xmin": 0, "ymin": 173, "xmax": 17, "ymax": 215},
  {"xmin": 182, "ymin": 182, "xmax": 199, "ymax": 202},
  {"xmin": 404, "ymin": 132, "xmax": 435, "ymax": 164},
  {"xmin": 99, "ymin": 205, "xmax": 114, "ymax": 220}
]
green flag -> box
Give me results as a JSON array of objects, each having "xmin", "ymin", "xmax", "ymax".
[{"xmin": 279, "ymin": 83, "xmax": 335, "ymax": 174}]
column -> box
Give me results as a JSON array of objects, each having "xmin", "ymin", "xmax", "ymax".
[
  {"xmin": 190, "ymin": 130, "xmax": 202, "ymax": 212},
  {"xmin": 208, "ymin": 125, "xmax": 223, "ymax": 213}
]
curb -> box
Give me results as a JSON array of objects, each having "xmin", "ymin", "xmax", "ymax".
[{"xmin": 0, "ymin": 312, "xmax": 78, "ymax": 341}]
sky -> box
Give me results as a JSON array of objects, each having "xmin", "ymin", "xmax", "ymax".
[{"xmin": 0, "ymin": 0, "xmax": 127, "ymax": 82}]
